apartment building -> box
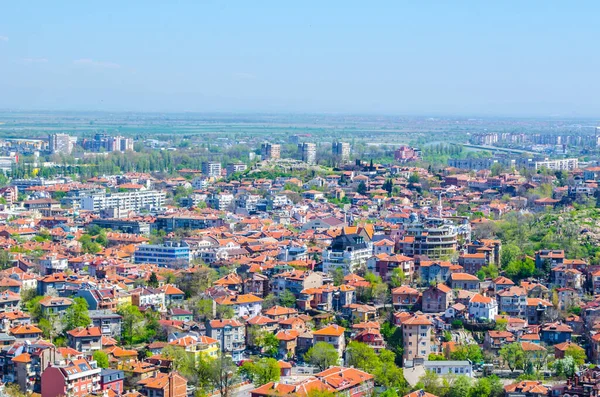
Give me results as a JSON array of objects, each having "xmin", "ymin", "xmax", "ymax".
[
  {"xmin": 322, "ymin": 233, "xmax": 372, "ymax": 275},
  {"xmin": 134, "ymin": 241, "xmax": 190, "ymax": 268},
  {"xmin": 402, "ymin": 314, "xmax": 433, "ymax": 362},
  {"xmin": 261, "ymin": 143, "xmax": 281, "ymax": 160},
  {"xmin": 298, "ymin": 142, "xmax": 317, "ymax": 164},
  {"xmin": 206, "ymin": 319, "xmax": 246, "ymax": 361},
  {"xmin": 41, "ymin": 359, "xmax": 101, "ymax": 397},
  {"xmin": 201, "ymin": 161, "xmax": 222, "ymax": 177},
  {"xmin": 80, "ymin": 190, "xmax": 165, "ymax": 213}
]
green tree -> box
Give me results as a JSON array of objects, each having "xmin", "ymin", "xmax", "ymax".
[
  {"xmin": 565, "ymin": 345, "xmax": 586, "ymax": 366},
  {"xmin": 208, "ymin": 354, "xmax": 239, "ymax": 397},
  {"xmin": 346, "ymin": 342, "xmax": 379, "ymax": 373},
  {"xmin": 117, "ymin": 304, "xmax": 144, "ymax": 347},
  {"xmin": 161, "ymin": 345, "xmax": 196, "ymax": 379},
  {"xmin": 279, "ymin": 289, "xmax": 296, "ymax": 308},
  {"xmin": 500, "ymin": 342, "xmax": 525, "ymax": 373},
  {"xmin": 450, "ymin": 344, "xmax": 483, "ymax": 363},
  {"xmin": 62, "ymin": 297, "xmax": 91, "ymax": 331},
  {"xmin": 148, "ymin": 272, "xmax": 159, "ymax": 288},
  {"xmin": 304, "ymin": 342, "xmax": 339, "ymax": 370},
  {"xmin": 240, "ymin": 358, "xmax": 280, "ymax": 386},
  {"xmin": 448, "ymin": 375, "xmax": 472, "ymax": 397},
  {"xmin": 331, "ymin": 267, "xmax": 345, "ymax": 286},
  {"xmin": 93, "ymin": 350, "xmax": 110, "ymax": 368},
  {"xmin": 469, "ymin": 377, "xmax": 491, "ymax": 397},
  {"xmin": 216, "ymin": 305, "xmax": 235, "ymax": 319},
  {"xmin": 501, "ymin": 244, "xmax": 522, "ymax": 268},
  {"xmin": 357, "ymin": 181, "xmax": 367, "ymax": 195},
  {"xmin": 257, "ymin": 332, "xmax": 279, "ymax": 357}
]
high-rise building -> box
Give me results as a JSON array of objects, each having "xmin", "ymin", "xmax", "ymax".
[
  {"xmin": 226, "ymin": 163, "xmax": 247, "ymax": 176},
  {"xmin": 261, "ymin": 143, "xmax": 281, "ymax": 160},
  {"xmin": 49, "ymin": 134, "xmax": 77, "ymax": 155},
  {"xmin": 332, "ymin": 141, "xmax": 350, "ymax": 162},
  {"xmin": 202, "ymin": 161, "xmax": 222, "ymax": 177},
  {"xmin": 298, "ymin": 143, "xmax": 317, "ymax": 165}
]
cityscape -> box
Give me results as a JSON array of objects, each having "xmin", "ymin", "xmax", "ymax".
[{"xmin": 2, "ymin": 2, "xmax": 600, "ymax": 397}]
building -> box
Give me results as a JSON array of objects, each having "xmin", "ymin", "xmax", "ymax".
[
  {"xmin": 394, "ymin": 146, "xmax": 419, "ymax": 162},
  {"xmin": 49, "ymin": 133, "xmax": 77, "ymax": 155},
  {"xmin": 332, "ymin": 141, "xmax": 350, "ymax": 162},
  {"xmin": 134, "ymin": 241, "xmax": 190, "ymax": 268},
  {"xmin": 67, "ymin": 326, "xmax": 102, "ymax": 354},
  {"xmin": 80, "ymin": 190, "xmax": 165, "ymax": 213},
  {"xmin": 298, "ymin": 142, "xmax": 317, "ymax": 164},
  {"xmin": 99, "ymin": 369, "xmax": 124, "ymax": 394},
  {"xmin": 322, "ymin": 233, "xmax": 372, "ymax": 275},
  {"xmin": 399, "ymin": 217, "xmax": 465, "ymax": 260},
  {"xmin": 261, "ymin": 143, "xmax": 281, "ymax": 160},
  {"xmin": 138, "ymin": 372, "xmax": 187, "ymax": 397},
  {"xmin": 468, "ymin": 294, "xmax": 498, "ymax": 321},
  {"xmin": 423, "ymin": 360, "xmax": 473, "ymax": 377},
  {"xmin": 226, "ymin": 163, "xmax": 247, "ymax": 176},
  {"xmin": 313, "ymin": 324, "xmax": 346, "ymax": 359},
  {"xmin": 402, "ymin": 314, "xmax": 433, "ymax": 362},
  {"xmin": 206, "ymin": 319, "xmax": 246, "ymax": 361},
  {"xmin": 201, "ymin": 161, "xmax": 222, "ymax": 178},
  {"xmin": 40, "ymin": 358, "xmax": 101, "ymax": 397}
]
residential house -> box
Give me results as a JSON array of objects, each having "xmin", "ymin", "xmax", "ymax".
[
  {"xmin": 422, "ymin": 284, "xmax": 452, "ymax": 313},
  {"xmin": 40, "ymin": 358, "xmax": 101, "ymax": 397}
]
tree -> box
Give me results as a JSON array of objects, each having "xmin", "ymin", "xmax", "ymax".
[
  {"xmin": 117, "ymin": 304, "xmax": 144, "ymax": 347},
  {"xmin": 25, "ymin": 296, "xmax": 43, "ymax": 321},
  {"xmin": 256, "ymin": 332, "xmax": 279, "ymax": 357},
  {"xmin": 346, "ymin": 342, "xmax": 379, "ymax": 373},
  {"xmin": 565, "ymin": 345, "xmax": 586, "ymax": 366},
  {"xmin": 279, "ymin": 289, "xmax": 296, "ymax": 308},
  {"xmin": 469, "ymin": 377, "xmax": 492, "ymax": 397},
  {"xmin": 501, "ymin": 244, "xmax": 522, "ymax": 268},
  {"xmin": 448, "ymin": 375, "xmax": 472, "ymax": 397},
  {"xmin": 62, "ymin": 297, "xmax": 91, "ymax": 331},
  {"xmin": 208, "ymin": 354, "xmax": 239, "ymax": 397},
  {"xmin": 357, "ymin": 181, "xmax": 367, "ymax": 195},
  {"xmin": 499, "ymin": 342, "xmax": 525, "ymax": 372},
  {"xmin": 304, "ymin": 342, "xmax": 339, "ymax": 370},
  {"xmin": 262, "ymin": 294, "xmax": 279, "ymax": 309},
  {"xmin": 331, "ymin": 267, "xmax": 345, "ymax": 286},
  {"xmin": 554, "ymin": 355, "xmax": 577, "ymax": 378},
  {"xmin": 389, "ymin": 268, "xmax": 405, "ymax": 288},
  {"xmin": 216, "ymin": 305, "xmax": 235, "ymax": 319},
  {"xmin": 195, "ymin": 299, "xmax": 215, "ymax": 320},
  {"xmin": 148, "ymin": 272, "xmax": 159, "ymax": 288},
  {"xmin": 495, "ymin": 317, "xmax": 508, "ymax": 331},
  {"xmin": 240, "ymin": 358, "xmax": 280, "ymax": 386},
  {"xmin": 450, "ymin": 344, "xmax": 483, "ymax": 363},
  {"xmin": 161, "ymin": 345, "xmax": 196, "ymax": 379},
  {"xmin": 93, "ymin": 350, "xmax": 109, "ymax": 368}
]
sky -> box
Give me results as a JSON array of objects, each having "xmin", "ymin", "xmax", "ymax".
[{"xmin": 1, "ymin": 1, "xmax": 600, "ymax": 116}]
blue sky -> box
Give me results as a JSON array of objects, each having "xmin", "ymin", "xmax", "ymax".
[{"xmin": 1, "ymin": 1, "xmax": 599, "ymax": 116}]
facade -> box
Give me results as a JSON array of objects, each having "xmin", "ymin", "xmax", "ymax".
[
  {"xmin": 226, "ymin": 163, "xmax": 247, "ymax": 176},
  {"xmin": 49, "ymin": 133, "xmax": 76, "ymax": 155},
  {"xmin": 41, "ymin": 359, "xmax": 101, "ymax": 397},
  {"xmin": 134, "ymin": 241, "xmax": 190, "ymax": 268},
  {"xmin": 423, "ymin": 360, "xmax": 473, "ymax": 377},
  {"xmin": 298, "ymin": 142, "xmax": 317, "ymax": 164},
  {"xmin": 332, "ymin": 141, "xmax": 350, "ymax": 162},
  {"xmin": 206, "ymin": 319, "xmax": 246, "ymax": 361},
  {"xmin": 400, "ymin": 218, "xmax": 464, "ymax": 259},
  {"xmin": 201, "ymin": 161, "xmax": 222, "ymax": 177},
  {"xmin": 80, "ymin": 190, "xmax": 165, "ymax": 213},
  {"xmin": 261, "ymin": 143, "xmax": 281, "ymax": 160},
  {"xmin": 402, "ymin": 314, "xmax": 433, "ymax": 362},
  {"xmin": 322, "ymin": 233, "xmax": 372, "ymax": 275}
]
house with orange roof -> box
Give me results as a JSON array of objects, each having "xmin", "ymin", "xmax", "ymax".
[
  {"xmin": 41, "ymin": 358, "xmax": 102, "ymax": 397},
  {"xmin": 137, "ymin": 371, "xmax": 187, "ymax": 397},
  {"xmin": 392, "ymin": 285, "xmax": 420, "ymax": 309},
  {"xmin": 401, "ymin": 314, "xmax": 433, "ymax": 361},
  {"xmin": 504, "ymin": 380, "xmax": 548, "ymax": 397},
  {"xmin": 468, "ymin": 294, "xmax": 498, "ymax": 321},
  {"xmin": 206, "ymin": 319, "xmax": 245, "ymax": 361},
  {"xmin": 422, "ymin": 284, "xmax": 452, "ymax": 313},
  {"xmin": 275, "ymin": 329, "xmax": 299, "ymax": 358},
  {"xmin": 215, "ymin": 293, "xmax": 263, "ymax": 318},
  {"xmin": 313, "ymin": 324, "xmax": 346, "ymax": 359},
  {"xmin": 9, "ymin": 324, "xmax": 42, "ymax": 340},
  {"xmin": 484, "ymin": 330, "xmax": 516, "ymax": 351},
  {"xmin": 67, "ymin": 326, "xmax": 102, "ymax": 354},
  {"xmin": 449, "ymin": 272, "xmax": 480, "ymax": 291},
  {"xmin": 315, "ymin": 366, "xmax": 374, "ymax": 397}
]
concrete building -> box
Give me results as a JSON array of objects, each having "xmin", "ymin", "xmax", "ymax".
[
  {"xmin": 332, "ymin": 141, "xmax": 350, "ymax": 162},
  {"xmin": 134, "ymin": 241, "xmax": 191, "ymax": 268},
  {"xmin": 206, "ymin": 319, "xmax": 246, "ymax": 361},
  {"xmin": 402, "ymin": 314, "xmax": 433, "ymax": 362},
  {"xmin": 80, "ymin": 190, "xmax": 165, "ymax": 213},
  {"xmin": 322, "ymin": 233, "xmax": 372, "ymax": 275},
  {"xmin": 298, "ymin": 142, "xmax": 316, "ymax": 164},
  {"xmin": 226, "ymin": 163, "xmax": 247, "ymax": 176},
  {"xmin": 201, "ymin": 161, "xmax": 222, "ymax": 177},
  {"xmin": 261, "ymin": 143, "xmax": 281, "ymax": 160},
  {"xmin": 41, "ymin": 358, "xmax": 101, "ymax": 397},
  {"xmin": 423, "ymin": 360, "xmax": 473, "ymax": 377},
  {"xmin": 49, "ymin": 133, "xmax": 77, "ymax": 155}
]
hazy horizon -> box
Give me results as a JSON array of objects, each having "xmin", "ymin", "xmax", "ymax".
[{"xmin": 2, "ymin": 1, "xmax": 600, "ymax": 117}]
